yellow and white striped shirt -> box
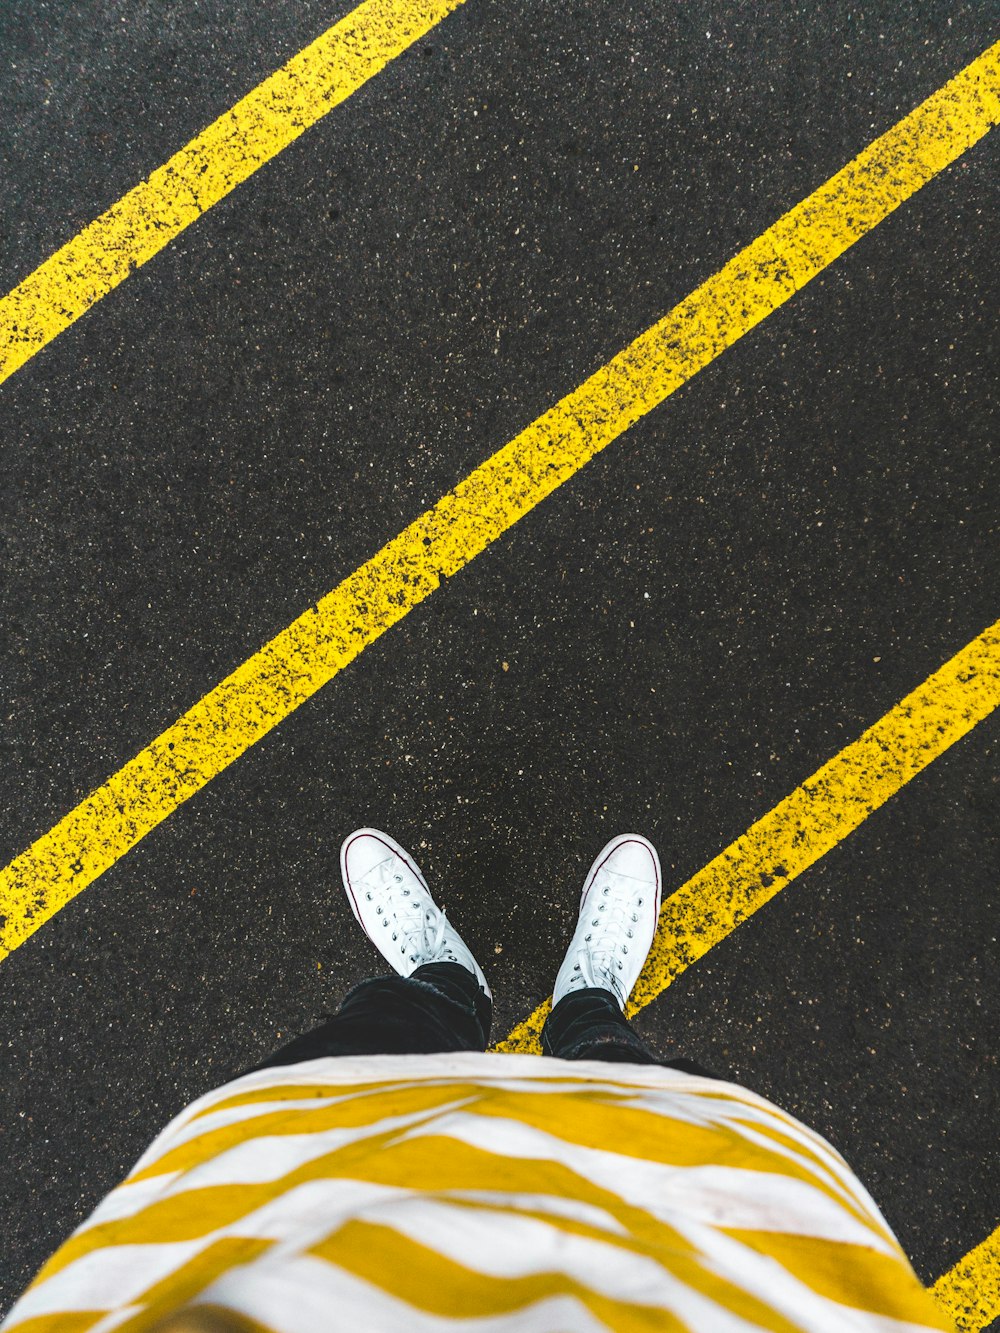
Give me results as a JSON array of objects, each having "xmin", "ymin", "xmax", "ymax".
[{"xmin": 5, "ymin": 1053, "xmax": 952, "ymax": 1332}]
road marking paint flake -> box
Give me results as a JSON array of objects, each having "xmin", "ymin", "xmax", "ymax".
[{"xmin": 931, "ymin": 1225, "xmax": 1000, "ymax": 1331}]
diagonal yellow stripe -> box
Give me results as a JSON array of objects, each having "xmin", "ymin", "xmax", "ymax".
[
  {"xmin": 492, "ymin": 620, "xmax": 1000, "ymax": 1052},
  {"xmin": 931, "ymin": 1225, "xmax": 1000, "ymax": 1331},
  {"xmin": 1, "ymin": 42, "xmax": 998, "ymax": 964},
  {"xmin": 492, "ymin": 626, "xmax": 1000, "ymax": 1327},
  {"xmin": 0, "ymin": 0, "xmax": 468, "ymax": 386}
]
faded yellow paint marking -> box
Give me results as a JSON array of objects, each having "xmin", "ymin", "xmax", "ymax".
[
  {"xmin": 493, "ymin": 622, "xmax": 1000, "ymax": 1053},
  {"xmin": 0, "ymin": 0, "xmax": 468, "ymax": 386},
  {"xmin": 1, "ymin": 44, "xmax": 999, "ymax": 963},
  {"xmin": 932, "ymin": 1225, "xmax": 1000, "ymax": 1331}
]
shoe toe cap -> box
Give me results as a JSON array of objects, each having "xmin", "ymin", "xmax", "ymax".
[
  {"xmin": 342, "ymin": 829, "xmax": 397, "ymax": 882},
  {"xmin": 606, "ymin": 836, "xmax": 659, "ymax": 885}
]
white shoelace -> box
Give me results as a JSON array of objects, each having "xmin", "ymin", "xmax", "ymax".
[
  {"xmin": 569, "ymin": 869, "xmax": 649, "ymax": 1003},
  {"xmin": 359, "ymin": 855, "xmax": 456, "ymax": 966}
]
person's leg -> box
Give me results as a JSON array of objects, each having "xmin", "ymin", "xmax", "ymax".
[
  {"xmin": 543, "ymin": 834, "xmax": 717, "ymax": 1077},
  {"xmin": 255, "ymin": 829, "xmax": 491, "ymax": 1070},
  {"xmin": 541, "ymin": 986, "xmax": 714, "ymax": 1075},
  {"xmin": 258, "ymin": 961, "xmax": 492, "ymax": 1068}
]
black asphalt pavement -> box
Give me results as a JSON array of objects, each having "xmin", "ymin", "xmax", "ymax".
[{"xmin": 1, "ymin": 0, "xmax": 998, "ymax": 1314}]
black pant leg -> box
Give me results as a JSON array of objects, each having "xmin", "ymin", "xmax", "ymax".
[
  {"xmin": 254, "ymin": 962, "xmax": 492, "ymax": 1069},
  {"xmin": 541, "ymin": 987, "xmax": 717, "ymax": 1077}
]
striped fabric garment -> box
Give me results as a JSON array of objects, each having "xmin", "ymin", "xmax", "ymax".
[{"xmin": 5, "ymin": 1053, "xmax": 952, "ymax": 1333}]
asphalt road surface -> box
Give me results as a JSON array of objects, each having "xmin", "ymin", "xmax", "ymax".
[{"xmin": 1, "ymin": 0, "xmax": 997, "ymax": 1318}]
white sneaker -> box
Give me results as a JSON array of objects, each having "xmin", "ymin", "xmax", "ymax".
[
  {"xmin": 552, "ymin": 834, "xmax": 661, "ymax": 1010},
  {"xmin": 340, "ymin": 828, "xmax": 491, "ymax": 998}
]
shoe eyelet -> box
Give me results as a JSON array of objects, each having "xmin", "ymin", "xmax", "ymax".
[
  {"xmin": 376, "ymin": 906, "xmax": 382, "ymax": 914},
  {"xmin": 631, "ymin": 914, "xmax": 638, "ymax": 923},
  {"xmin": 622, "ymin": 946, "xmax": 628, "ymax": 954},
  {"xmin": 391, "ymin": 933, "xmax": 397, "ymax": 940},
  {"xmin": 366, "ymin": 892, "xmax": 372, "ymax": 901},
  {"xmin": 637, "ymin": 898, "xmax": 643, "ymax": 906},
  {"xmin": 617, "ymin": 962, "xmax": 623, "ymax": 969},
  {"xmin": 382, "ymin": 920, "xmax": 389, "ymax": 928},
  {"xmin": 584, "ymin": 934, "xmax": 592, "ymax": 942},
  {"xmin": 573, "ymin": 963, "xmax": 580, "ymax": 971},
  {"xmin": 591, "ymin": 919, "xmax": 598, "ymax": 926},
  {"xmin": 602, "ymin": 886, "xmax": 609, "ymax": 895},
  {"xmin": 598, "ymin": 904, "xmax": 605, "ymax": 911}
]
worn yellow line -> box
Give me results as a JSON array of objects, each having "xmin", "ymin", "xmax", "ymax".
[
  {"xmin": 494, "ymin": 641, "xmax": 1000, "ymax": 1328},
  {"xmin": 0, "ymin": 0, "xmax": 468, "ymax": 386},
  {"xmin": 492, "ymin": 621, "xmax": 1000, "ymax": 1052},
  {"xmin": 931, "ymin": 1225, "xmax": 1000, "ymax": 1330},
  {"xmin": 492, "ymin": 644, "xmax": 1000, "ymax": 1328},
  {"xmin": 1, "ymin": 43, "xmax": 999, "ymax": 964}
]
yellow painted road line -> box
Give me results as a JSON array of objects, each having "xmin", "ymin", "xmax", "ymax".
[
  {"xmin": 1, "ymin": 43, "xmax": 999, "ymax": 964},
  {"xmin": 493, "ymin": 620, "xmax": 1000, "ymax": 1051},
  {"xmin": 494, "ymin": 635, "xmax": 1000, "ymax": 1326},
  {"xmin": 932, "ymin": 1225, "xmax": 1000, "ymax": 1331},
  {"xmin": 0, "ymin": 0, "xmax": 468, "ymax": 387}
]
